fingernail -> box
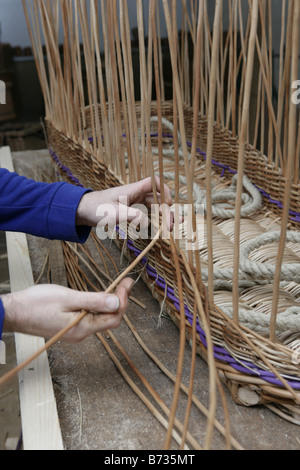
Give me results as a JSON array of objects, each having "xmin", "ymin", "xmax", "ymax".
[{"xmin": 105, "ymin": 295, "xmax": 120, "ymax": 311}]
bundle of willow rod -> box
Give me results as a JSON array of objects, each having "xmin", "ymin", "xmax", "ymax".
[
  {"xmin": 22, "ymin": 0, "xmax": 300, "ymax": 425},
  {"xmin": 62, "ymin": 234, "xmax": 244, "ymax": 450}
]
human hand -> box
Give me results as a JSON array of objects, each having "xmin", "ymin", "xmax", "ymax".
[
  {"xmin": 76, "ymin": 176, "xmax": 174, "ymax": 233},
  {"xmin": 1, "ymin": 278, "xmax": 134, "ymax": 343}
]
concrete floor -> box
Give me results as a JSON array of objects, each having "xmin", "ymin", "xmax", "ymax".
[{"xmin": 0, "ymin": 150, "xmax": 300, "ymax": 450}]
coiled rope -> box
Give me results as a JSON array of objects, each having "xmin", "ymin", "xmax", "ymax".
[{"xmin": 140, "ymin": 117, "xmax": 300, "ymax": 334}]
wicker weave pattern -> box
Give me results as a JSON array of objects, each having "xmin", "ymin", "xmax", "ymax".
[
  {"xmin": 47, "ymin": 100, "xmax": 300, "ymax": 227},
  {"xmin": 46, "ymin": 101, "xmax": 300, "ymax": 424}
]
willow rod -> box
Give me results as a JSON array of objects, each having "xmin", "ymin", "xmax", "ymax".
[
  {"xmin": 179, "ymin": 301, "xmax": 198, "ymax": 450},
  {"xmin": 269, "ymin": 0, "xmax": 300, "ymax": 343},
  {"xmin": 64, "ymin": 240, "xmax": 198, "ymax": 448},
  {"xmin": 276, "ymin": 0, "xmax": 292, "ymax": 169},
  {"xmin": 189, "ymin": 1, "xmax": 204, "ymax": 289},
  {"xmin": 233, "ymin": 0, "xmax": 238, "ymax": 136},
  {"xmin": 89, "ymin": 0, "xmax": 107, "ymax": 165},
  {"xmin": 97, "ymin": 332, "xmax": 191, "ymax": 450},
  {"xmin": 151, "ymin": 0, "xmax": 166, "ymax": 208},
  {"xmin": 67, "ymin": 235, "xmax": 238, "ymax": 448},
  {"xmin": 105, "ymin": 0, "xmax": 123, "ymax": 177},
  {"xmin": 232, "ymin": 0, "xmax": 259, "ymax": 324},
  {"xmin": 254, "ymin": 30, "xmax": 284, "ymax": 169},
  {"xmin": 189, "ymin": 1, "xmax": 203, "ymax": 178},
  {"xmin": 144, "ymin": 1, "xmax": 159, "ymax": 201},
  {"xmin": 97, "ymin": 329, "xmax": 201, "ymax": 450},
  {"xmin": 78, "ymin": 0, "xmax": 99, "ymax": 156},
  {"xmin": 171, "ymin": 0, "xmax": 180, "ymax": 253},
  {"xmin": 65, "ymin": 0, "xmax": 80, "ymax": 143},
  {"xmin": 205, "ymin": 0, "xmax": 223, "ymax": 307},
  {"xmin": 162, "ymin": 0, "xmax": 198, "ymax": 273},
  {"xmin": 180, "ymin": 250, "xmax": 219, "ymax": 451},
  {"xmin": 67, "ymin": 241, "xmax": 146, "ymax": 309},
  {"xmin": 119, "ymin": 0, "xmax": 140, "ymax": 182},
  {"xmin": 39, "ymin": 1, "xmax": 68, "ymax": 133},
  {"xmin": 136, "ymin": 0, "xmax": 147, "ymax": 179},
  {"xmin": 161, "ymin": 0, "xmax": 194, "ymax": 208},
  {"xmin": 0, "ymin": 228, "xmax": 162, "ymax": 388},
  {"xmin": 163, "ymin": 235, "xmax": 189, "ymax": 450},
  {"xmin": 122, "ymin": 315, "xmax": 243, "ymax": 449},
  {"xmin": 95, "ymin": 0, "xmax": 112, "ymax": 168}
]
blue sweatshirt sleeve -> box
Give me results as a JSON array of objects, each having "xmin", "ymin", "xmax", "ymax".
[
  {"xmin": 0, "ymin": 299, "xmax": 4, "ymax": 341},
  {"xmin": 0, "ymin": 169, "xmax": 93, "ymax": 340},
  {"xmin": 0, "ymin": 169, "xmax": 92, "ymax": 242}
]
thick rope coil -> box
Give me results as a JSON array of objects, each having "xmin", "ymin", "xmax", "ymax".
[
  {"xmin": 149, "ymin": 117, "xmax": 262, "ymax": 219},
  {"xmin": 161, "ymin": 171, "xmax": 203, "ymax": 215},
  {"xmin": 202, "ymin": 231, "xmax": 300, "ymax": 287},
  {"xmin": 150, "ymin": 116, "xmax": 183, "ymax": 150},
  {"xmin": 201, "ymin": 266, "xmax": 259, "ymax": 282},
  {"xmin": 161, "ymin": 172, "xmax": 262, "ymax": 220},
  {"xmin": 240, "ymin": 231, "xmax": 300, "ymax": 282},
  {"xmin": 203, "ymin": 174, "xmax": 262, "ymax": 219},
  {"xmin": 201, "ymin": 231, "xmax": 300, "ymax": 284},
  {"xmin": 221, "ymin": 305, "xmax": 300, "ymax": 335},
  {"xmin": 134, "ymin": 117, "xmax": 300, "ymax": 332},
  {"xmin": 213, "ymin": 231, "xmax": 300, "ymax": 333}
]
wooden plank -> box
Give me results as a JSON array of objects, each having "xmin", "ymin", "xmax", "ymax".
[{"xmin": 0, "ymin": 146, "xmax": 64, "ymax": 450}]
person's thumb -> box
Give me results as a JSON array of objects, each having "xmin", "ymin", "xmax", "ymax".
[{"xmin": 69, "ymin": 278, "xmax": 134, "ymax": 313}]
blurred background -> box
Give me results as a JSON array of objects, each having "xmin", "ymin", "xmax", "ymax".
[{"xmin": 0, "ymin": 0, "xmax": 292, "ymax": 151}]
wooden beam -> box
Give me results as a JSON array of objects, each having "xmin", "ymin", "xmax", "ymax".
[{"xmin": 0, "ymin": 146, "xmax": 64, "ymax": 450}]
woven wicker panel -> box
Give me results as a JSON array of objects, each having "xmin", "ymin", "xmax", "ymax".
[{"xmin": 45, "ymin": 101, "xmax": 300, "ymax": 425}]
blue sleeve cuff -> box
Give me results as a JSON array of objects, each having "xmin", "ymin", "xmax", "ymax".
[
  {"xmin": 0, "ymin": 299, "xmax": 4, "ymax": 341},
  {"xmin": 47, "ymin": 183, "xmax": 92, "ymax": 243}
]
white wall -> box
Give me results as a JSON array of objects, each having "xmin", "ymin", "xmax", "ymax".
[
  {"xmin": 0, "ymin": 0, "xmax": 31, "ymax": 47},
  {"xmin": 206, "ymin": 0, "xmax": 285, "ymax": 53},
  {"xmin": 0, "ymin": 0, "xmax": 188, "ymax": 50},
  {"xmin": 0, "ymin": 0, "xmax": 290, "ymax": 53},
  {"xmin": 0, "ymin": 0, "xmax": 297, "ymax": 84}
]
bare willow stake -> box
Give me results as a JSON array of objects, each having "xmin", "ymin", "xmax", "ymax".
[
  {"xmin": 67, "ymin": 241, "xmax": 146, "ymax": 309},
  {"xmin": 205, "ymin": 0, "xmax": 223, "ymax": 307},
  {"xmin": 122, "ymin": 315, "xmax": 243, "ymax": 450},
  {"xmin": 98, "ymin": 329, "xmax": 201, "ymax": 450},
  {"xmin": 180, "ymin": 250, "xmax": 218, "ymax": 450},
  {"xmin": 97, "ymin": 332, "xmax": 191, "ymax": 450},
  {"xmin": 232, "ymin": 0, "xmax": 259, "ymax": 324},
  {"xmin": 269, "ymin": 0, "xmax": 300, "ymax": 343},
  {"xmin": 163, "ymin": 235, "xmax": 188, "ymax": 450}
]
